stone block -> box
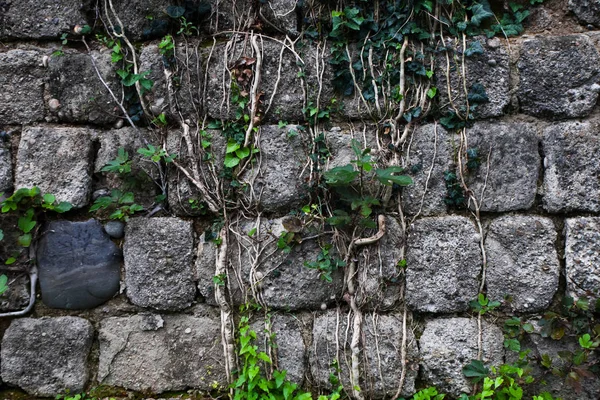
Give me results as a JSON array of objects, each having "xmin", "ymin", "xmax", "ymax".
[
  {"xmin": 518, "ymin": 34, "xmax": 600, "ymax": 119},
  {"xmin": 569, "ymin": 0, "xmax": 600, "ymax": 28},
  {"xmin": 252, "ymin": 314, "xmax": 306, "ymax": 385},
  {"xmin": 485, "ymin": 215, "xmax": 559, "ymax": 312},
  {"xmin": 102, "ymin": 0, "xmax": 172, "ymax": 40},
  {"xmin": 465, "ymin": 121, "xmax": 540, "ymax": 212},
  {"xmin": 0, "ymin": 0, "xmax": 89, "ymax": 39},
  {"xmin": 311, "ymin": 311, "xmax": 418, "ymax": 398},
  {"xmin": 324, "ymin": 124, "xmax": 378, "ymax": 171},
  {"xmin": 15, "ymin": 126, "xmax": 93, "ymax": 208},
  {"xmin": 436, "ymin": 36, "xmax": 510, "ymax": 119},
  {"xmin": 98, "ymin": 311, "xmax": 227, "ymax": 392},
  {"xmin": 405, "ymin": 216, "xmax": 481, "ymax": 313},
  {"xmin": 1, "ymin": 317, "xmax": 93, "ymax": 396},
  {"xmin": 402, "ymin": 124, "xmax": 452, "ymax": 216},
  {"xmin": 196, "ymin": 232, "xmax": 218, "ymax": 305},
  {"xmin": 542, "ymin": 120, "xmax": 600, "ymax": 213},
  {"xmin": 37, "ymin": 219, "xmax": 121, "ymax": 309},
  {"xmin": 47, "ymin": 50, "xmax": 120, "ymax": 125},
  {"xmin": 565, "ymin": 217, "xmax": 600, "ymax": 303},
  {"xmin": 0, "ymin": 49, "xmax": 45, "ymax": 124},
  {"xmin": 357, "ymin": 216, "xmax": 405, "ymax": 310},
  {"xmin": 241, "ymin": 125, "xmax": 309, "ymax": 213},
  {"xmin": 260, "ymin": 0, "xmax": 300, "ymax": 36},
  {"xmin": 228, "ymin": 217, "xmax": 344, "ymax": 310},
  {"xmin": 419, "ymin": 317, "xmax": 504, "ymax": 396},
  {"xmin": 124, "ymin": 217, "xmax": 196, "ymax": 310},
  {"xmin": 0, "ymin": 140, "xmax": 12, "ymax": 193}
]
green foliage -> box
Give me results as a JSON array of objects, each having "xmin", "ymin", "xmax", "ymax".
[
  {"xmin": 213, "ymin": 273, "xmax": 226, "ymax": 287},
  {"xmin": 90, "ymin": 189, "xmax": 143, "ymax": 221},
  {"xmin": 443, "ymin": 170, "xmax": 465, "ymax": 206},
  {"xmin": 137, "ymin": 144, "xmax": 176, "ymax": 163},
  {"xmin": 470, "ymin": 293, "xmax": 501, "ymax": 315},
  {"xmin": 0, "ymin": 274, "xmax": 8, "ymax": 295},
  {"xmin": 304, "ymin": 244, "xmax": 346, "ymax": 282},
  {"xmin": 101, "ymin": 147, "xmax": 131, "ymax": 175}
]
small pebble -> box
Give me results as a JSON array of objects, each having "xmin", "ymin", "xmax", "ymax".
[
  {"xmin": 185, "ymin": 328, "xmax": 192, "ymax": 334},
  {"xmin": 48, "ymin": 98, "xmax": 61, "ymax": 112},
  {"xmin": 320, "ymin": 303, "xmax": 327, "ymax": 310},
  {"xmin": 104, "ymin": 221, "xmax": 125, "ymax": 239}
]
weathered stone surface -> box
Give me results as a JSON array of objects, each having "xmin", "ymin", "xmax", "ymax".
[
  {"xmin": 124, "ymin": 217, "xmax": 196, "ymax": 310},
  {"xmin": 104, "ymin": 220, "xmax": 125, "ymax": 239},
  {"xmin": 47, "ymin": 50, "xmax": 120, "ymax": 125},
  {"xmin": 324, "ymin": 124, "xmax": 378, "ymax": 170},
  {"xmin": 37, "ymin": 220, "xmax": 121, "ymax": 309},
  {"xmin": 420, "ymin": 317, "xmax": 504, "ymax": 396},
  {"xmin": 104, "ymin": 0, "xmax": 171, "ymax": 40},
  {"xmin": 1, "ymin": 317, "xmax": 93, "ymax": 396},
  {"xmin": 542, "ymin": 120, "xmax": 600, "ymax": 213},
  {"xmin": 0, "ymin": 49, "xmax": 45, "ymax": 124},
  {"xmin": 252, "ymin": 314, "xmax": 306, "ymax": 385},
  {"xmin": 357, "ymin": 216, "xmax": 405, "ymax": 310},
  {"xmin": 229, "ymin": 217, "xmax": 344, "ymax": 310},
  {"xmin": 518, "ymin": 34, "xmax": 600, "ymax": 119},
  {"xmin": 260, "ymin": 0, "xmax": 299, "ymax": 36},
  {"xmin": 98, "ymin": 311, "xmax": 227, "ymax": 392},
  {"xmin": 196, "ymin": 232, "xmax": 218, "ymax": 305},
  {"xmin": 485, "ymin": 215, "xmax": 559, "ymax": 312},
  {"xmin": 569, "ymin": 0, "xmax": 600, "ymax": 28},
  {"xmin": 565, "ymin": 217, "xmax": 600, "ymax": 303},
  {"xmin": 311, "ymin": 311, "xmax": 418, "ymax": 398},
  {"xmin": 436, "ymin": 36, "xmax": 510, "ymax": 118},
  {"xmin": 465, "ymin": 121, "xmax": 540, "ymax": 212},
  {"xmin": 15, "ymin": 126, "xmax": 93, "ymax": 208},
  {"xmin": 405, "ymin": 216, "xmax": 481, "ymax": 313},
  {"xmin": 242, "ymin": 125, "xmax": 309, "ymax": 213},
  {"xmin": 0, "ymin": 139, "xmax": 12, "ymax": 193},
  {"xmin": 0, "ymin": 0, "xmax": 89, "ymax": 39},
  {"xmin": 402, "ymin": 124, "xmax": 452, "ymax": 216}
]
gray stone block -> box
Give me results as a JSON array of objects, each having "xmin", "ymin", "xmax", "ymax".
[
  {"xmin": 518, "ymin": 34, "xmax": 600, "ymax": 119},
  {"xmin": 37, "ymin": 219, "xmax": 121, "ymax": 309},
  {"xmin": 47, "ymin": 50, "xmax": 120, "ymax": 125},
  {"xmin": 15, "ymin": 126, "xmax": 93, "ymax": 208},
  {"xmin": 419, "ymin": 317, "xmax": 504, "ymax": 396},
  {"xmin": 242, "ymin": 125, "xmax": 309, "ymax": 213},
  {"xmin": 124, "ymin": 217, "xmax": 196, "ymax": 310},
  {"xmin": 542, "ymin": 120, "xmax": 600, "ymax": 213},
  {"xmin": 196, "ymin": 232, "xmax": 218, "ymax": 305},
  {"xmin": 569, "ymin": 0, "xmax": 600, "ymax": 28},
  {"xmin": 357, "ymin": 216, "xmax": 405, "ymax": 310},
  {"xmin": 0, "ymin": 49, "xmax": 45, "ymax": 124},
  {"xmin": 0, "ymin": 140, "xmax": 12, "ymax": 193},
  {"xmin": 485, "ymin": 215, "xmax": 559, "ymax": 312},
  {"xmin": 311, "ymin": 311, "xmax": 418, "ymax": 398},
  {"xmin": 228, "ymin": 217, "xmax": 344, "ymax": 310},
  {"xmin": 436, "ymin": 37, "xmax": 510, "ymax": 119},
  {"xmin": 260, "ymin": 0, "xmax": 299, "ymax": 36},
  {"xmin": 465, "ymin": 121, "xmax": 540, "ymax": 212},
  {"xmin": 405, "ymin": 216, "xmax": 481, "ymax": 313},
  {"xmin": 402, "ymin": 124, "xmax": 452, "ymax": 216},
  {"xmin": 103, "ymin": 0, "xmax": 171, "ymax": 40},
  {"xmin": 565, "ymin": 217, "xmax": 600, "ymax": 303},
  {"xmin": 0, "ymin": 0, "xmax": 89, "ymax": 39},
  {"xmin": 1, "ymin": 317, "xmax": 93, "ymax": 396},
  {"xmin": 98, "ymin": 311, "xmax": 227, "ymax": 392},
  {"xmin": 252, "ymin": 314, "xmax": 306, "ymax": 385}
]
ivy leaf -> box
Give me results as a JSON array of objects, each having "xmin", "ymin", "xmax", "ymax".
[
  {"xmin": 324, "ymin": 165, "xmax": 359, "ymax": 186},
  {"xmin": 470, "ymin": 1, "xmax": 494, "ymax": 27},
  {"xmin": 18, "ymin": 233, "xmax": 32, "ymax": 247},
  {"xmin": 226, "ymin": 139, "xmax": 241, "ymax": 154},
  {"xmin": 504, "ymin": 338, "xmax": 521, "ymax": 352},
  {"xmin": 166, "ymin": 5, "xmax": 186, "ymax": 18},
  {"xmin": 235, "ymin": 147, "xmax": 250, "ymax": 160},
  {"xmin": 224, "ymin": 154, "xmax": 240, "ymax": 168},
  {"xmin": 463, "ymin": 359, "xmax": 490, "ymax": 382},
  {"xmin": 465, "ymin": 40, "xmax": 484, "ymax": 57},
  {"xmin": 43, "ymin": 193, "xmax": 56, "ymax": 204},
  {"xmin": 53, "ymin": 201, "xmax": 73, "ymax": 213},
  {"xmin": 0, "ymin": 274, "xmax": 7, "ymax": 294},
  {"xmin": 468, "ymin": 83, "xmax": 489, "ymax": 104},
  {"xmin": 375, "ymin": 167, "xmax": 413, "ymax": 187}
]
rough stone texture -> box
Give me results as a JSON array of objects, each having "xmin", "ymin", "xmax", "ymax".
[
  {"xmin": 311, "ymin": 311, "xmax": 418, "ymax": 398},
  {"xmin": 357, "ymin": 216, "xmax": 405, "ymax": 310},
  {"xmin": 436, "ymin": 36, "xmax": 510, "ymax": 118},
  {"xmin": 569, "ymin": 0, "xmax": 600, "ymax": 28},
  {"xmin": 405, "ymin": 216, "xmax": 481, "ymax": 313},
  {"xmin": 15, "ymin": 126, "xmax": 93, "ymax": 208},
  {"xmin": 252, "ymin": 314, "xmax": 305, "ymax": 385},
  {"xmin": 98, "ymin": 310, "xmax": 227, "ymax": 392},
  {"xmin": 37, "ymin": 220, "xmax": 121, "ymax": 309},
  {"xmin": 242, "ymin": 125, "xmax": 309, "ymax": 213},
  {"xmin": 0, "ymin": 139, "xmax": 12, "ymax": 193},
  {"xmin": 518, "ymin": 34, "xmax": 600, "ymax": 119},
  {"xmin": 542, "ymin": 120, "xmax": 600, "ymax": 213},
  {"xmin": 420, "ymin": 317, "xmax": 504, "ymax": 396},
  {"xmin": 47, "ymin": 50, "xmax": 120, "ymax": 125},
  {"xmin": 1, "ymin": 317, "xmax": 93, "ymax": 396},
  {"xmin": 124, "ymin": 217, "xmax": 196, "ymax": 311},
  {"xmin": 324, "ymin": 124, "xmax": 378, "ymax": 170},
  {"xmin": 0, "ymin": 49, "xmax": 45, "ymax": 124},
  {"xmin": 166, "ymin": 128, "xmax": 225, "ymax": 216},
  {"xmin": 565, "ymin": 217, "xmax": 600, "ymax": 303},
  {"xmin": 402, "ymin": 124, "xmax": 452, "ymax": 216},
  {"xmin": 485, "ymin": 216, "xmax": 559, "ymax": 312},
  {"xmin": 465, "ymin": 121, "xmax": 540, "ymax": 212},
  {"xmin": 229, "ymin": 217, "xmax": 344, "ymax": 310},
  {"xmin": 0, "ymin": 272, "xmax": 29, "ymax": 312},
  {"xmin": 196, "ymin": 232, "xmax": 218, "ymax": 305},
  {"xmin": 205, "ymin": 0, "xmax": 254, "ymax": 34},
  {"xmin": 0, "ymin": 0, "xmax": 89, "ymax": 39},
  {"xmin": 104, "ymin": 0, "xmax": 171, "ymax": 40},
  {"xmin": 260, "ymin": 0, "xmax": 299, "ymax": 36}
]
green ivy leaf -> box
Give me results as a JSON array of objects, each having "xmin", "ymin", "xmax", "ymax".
[
  {"xmin": 470, "ymin": 1, "xmax": 494, "ymax": 27},
  {"xmin": 18, "ymin": 233, "xmax": 32, "ymax": 247},
  {"xmin": 324, "ymin": 165, "xmax": 359, "ymax": 186},
  {"xmin": 0, "ymin": 274, "xmax": 8, "ymax": 295},
  {"xmin": 224, "ymin": 154, "xmax": 241, "ymax": 168},
  {"xmin": 463, "ymin": 359, "xmax": 490, "ymax": 382},
  {"xmin": 375, "ymin": 167, "xmax": 413, "ymax": 186}
]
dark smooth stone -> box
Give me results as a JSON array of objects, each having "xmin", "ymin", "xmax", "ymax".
[
  {"xmin": 104, "ymin": 221, "xmax": 125, "ymax": 239},
  {"xmin": 37, "ymin": 219, "xmax": 121, "ymax": 309}
]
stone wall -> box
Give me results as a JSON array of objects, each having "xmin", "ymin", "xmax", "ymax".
[{"xmin": 0, "ymin": 0, "xmax": 599, "ymax": 399}]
